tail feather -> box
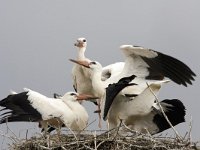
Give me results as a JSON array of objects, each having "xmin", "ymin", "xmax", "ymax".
[
  {"xmin": 153, "ymin": 99, "xmax": 186, "ymax": 133},
  {"xmin": 0, "ymin": 114, "xmax": 41, "ymax": 124}
]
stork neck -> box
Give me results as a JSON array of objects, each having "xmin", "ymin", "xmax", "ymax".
[
  {"xmin": 64, "ymin": 100, "xmax": 78, "ymax": 111},
  {"xmin": 90, "ymin": 70, "xmax": 105, "ymax": 97},
  {"xmin": 77, "ymin": 47, "xmax": 86, "ymax": 60}
]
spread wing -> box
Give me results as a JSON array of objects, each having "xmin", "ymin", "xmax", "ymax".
[
  {"xmin": 120, "ymin": 45, "xmax": 196, "ymax": 86},
  {"xmin": 0, "ymin": 91, "xmax": 42, "ymax": 123}
]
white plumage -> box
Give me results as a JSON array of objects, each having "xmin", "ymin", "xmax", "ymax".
[
  {"xmin": 0, "ymin": 89, "xmax": 93, "ymax": 134},
  {"xmin": 71, "ymin": 37, "xmax": 125, "ymax": 94},
  {"xmin": 71, "ymin": 38, "xmax": 124, "ymax": 128},
  {"xmin": 104, "ymin": 81, "xmax": 166, "ymax": 130},
  {"xmin": 74, "ymin": 61, "xmax": 169, "ymax": 130},
  {"xmin": 72, "ymin": 37, "xmax": 93, "ymax": 94},
  {"xmin": 70, "ymin": 44, "xmax": 194, "ymax": 133}
]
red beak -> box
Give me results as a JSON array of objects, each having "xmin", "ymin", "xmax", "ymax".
[
  {"xmin": 74, "ymin": 41, "xmax": 83, "ymax": 47},
  {"xmin": 76, "ymin": 94, "xmax": 99, "ymax": 101},
  {"xmin": 69, "ymin": 59, "xmax": 90, "ymax": 68}
]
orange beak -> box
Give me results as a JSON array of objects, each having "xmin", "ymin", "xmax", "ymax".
[
  {"xmin": 69, "ymin": 59, "xmax": 90, "ymax": 68},
  {"xmin": 76, "ymin": 94, "xmax": 99, "ymax": 101},
  {"xmin": 74, "ymin": 41, "xmax": 84, "ymax": 48}
]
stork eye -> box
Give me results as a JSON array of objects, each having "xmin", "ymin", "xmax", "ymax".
[
  {"xmin": 83, "ymin": 39, "xmax": 86, "ymax": 42},
  {"xmin": 70, "ymin": 93, "xmax": 76, "ymax": 96},
  {"xmin": 91, "ymin": 62, "xmax": 96, "ymax": 65}
]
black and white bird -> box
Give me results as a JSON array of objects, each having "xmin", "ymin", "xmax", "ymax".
[
  {"xmin": 103, "ymin": 75, "xmax": 186, "ymax": 134},
  {"xmin": 70, "ymin": 45, "xmax": 195, "ymax": 131},
  {"xmin": 73, "ymin": 60, "xmax": 172, "ymax": 130},
  {"xmin": 118, "ymin": 45, "xmax": 195, "ymax": 86},
  {"xmin": 0, "ymin": 88, "xmax": 97, "ymax": 134},
  {"xmin": 71, "ymin": 45, "xmax": 195, "ymax": 93}
]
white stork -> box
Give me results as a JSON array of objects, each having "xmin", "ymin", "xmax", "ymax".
[
  {"xmin": 72, "ymin": 37, "xmax": 124, "ymax": 94},
  {"xmin": 70, "ymin": 45, "xmax": 195, "ymax": 133},
  {"xmin": 0, "ymin": 88, "xmax": 97, "ymax": 134},
  {"xmin": 71, "ymin": 37, "xmax": 124, "ymax": 128},
  {"xmin": 102, "ymin": 75, "xmax": 186, "ymax": 134},
  {"xmin": 72, "ymin": 37, "xmax": 93, "ymax": 94}
]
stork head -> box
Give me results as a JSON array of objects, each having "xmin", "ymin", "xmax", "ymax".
[
  {"xmin": 74, "ymin": 37, "xmax": 87, "ymax": 49},
  {"xmin": 61, "ymin": 92, "xmax": 98, "ymax": 103},
  {"xmin": 87, "ymin": 61, "xmax": 102, "ymax": 71}
]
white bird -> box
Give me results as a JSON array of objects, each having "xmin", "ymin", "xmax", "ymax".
[
  {"xmin": 70, "ymin": 45, "xmax": 195, "ymax": 132},
  {"xmin": 0, "ymin": 88, "xmax": 97, "ymax": 134},
  {"xmin": 71, "ymin": 37, "xmax": 125, "ymax": 94},
  {"xmin": 102, "ymin": 75, "xmax": 186, "ymax": 134},
  {"xmin": 72, "ymin": 61, "xmax": 170, "ymax": 131},
  {"xmin": 71, "ymin": 37, "xmax": 124, "ymax": 128},
  {"xmin": 72, "ymin": 37, "xmax": 93, "ymax": 94}
]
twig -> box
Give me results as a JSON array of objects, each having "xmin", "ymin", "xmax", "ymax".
[
  {"xmin": 112, "ymin": 118, "xmax": 122, "ymax": 141},
  {"xmin": 96, "ymin": 127, "xmax": 116, "ymax": 138},
  {"xmin": 146, "ymin": 82, "xmax": 183, "ymax": 141},
  {"xmin": 46, "ymin": 134, "xmax": 50, "ymax": 148},
  {"xmin": 96, "ymin": 140, "xmax": 106, "ymax": 149},
  {"xmin": 144, "ymin": 128, "xmax": 154, "ymax": 139},
  {"xmin": 121, "ymin": 121, "xmax": 152, "ymax": 139},
  {"xmin": 0, "ymin": 132, "xmax": 18, "ymax": 143},
  {"xmin": 82, "ymin": 119, "xmax": 96, "ymax": 131},
  {"xmin": 38, "ymin": 144, "xmax": 52, "ymax": 150},
  {"xmin": 121, "ymin": 121, "xmax": 138, "ymax": 135},
  {"xmin": 183, "ymin": 131, "xmax": 188, "ymax": 140},
  {"xmin": 66, "ymin": 126, "xmax": 78, "ymax": 141},
  {"xmin": 188, "ymin": 116, "xmax": 193, "ymax": 143},
  {"xmin": 82, "ymin": 143, "xmax": 94, "ymax": 150},
  {"xmin": 93, "ymin": 131, "xmax": 97, "ymax": 150},
  {"xmin": 26, "ymin": 129, "xmax": 28, "ymax": 140},
  {"xmin": 61, "ymin": 146, "xmax": 67, "ymax": 150},
  {"xmin": 5, "ymin": 120, "xmax": 20, "ymax": 142},
  {"xmin": 153, "ymin": 145, "xmax": 168, "ymax": 150}
]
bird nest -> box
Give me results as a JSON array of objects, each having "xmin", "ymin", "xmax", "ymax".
[{"xmin": 11, "ymin": 129, "xmax": 199, "ymax": 150}]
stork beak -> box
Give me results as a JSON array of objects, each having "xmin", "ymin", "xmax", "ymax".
[
  {"xmin": 74, "ymin": 41, "xmax": 83, "ymax": 47},
  {"xmin": 69, "ymin": 59, "xmax": 90, "ymax": 68},
  {"xmin": 76, "ymin": 94, "xmax": 99, "ymax": 101}
]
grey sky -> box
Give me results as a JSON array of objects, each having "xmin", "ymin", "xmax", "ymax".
[{"xmin": 0, "ymin": 0, "xmax": 199, "ymax": 148}]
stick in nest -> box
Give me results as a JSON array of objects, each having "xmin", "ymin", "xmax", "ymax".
[
  {"xmin": 5, "ymin": 119, "xmax": 20, "ymax": 142},
  {"xmin": 112, "ymin": 118, "xmax": 123, "ymax": 141},
  {"xmin": 93, "ymin": 131, "xmax": 97, "ymax": 150}
]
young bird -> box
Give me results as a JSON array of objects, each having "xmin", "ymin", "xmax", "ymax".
[{"xmin": 0, "ymin": 88, "xmax": 97, "ymax": 135}]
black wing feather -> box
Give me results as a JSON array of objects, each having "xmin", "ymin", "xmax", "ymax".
[
  {"xmin": 142, "ymin": 50, "xmax": 196, "ymax": 86},
  {"xmin": 103, "ymin": 75, "xmax": 137, "ymax": 120},
  {"xmin": 0, "ymin": 92, "xmax": 42, "ymax": 124},
  {"xmin": 153, "ymin": 99, "xmax": 186, "ymax": 133}
]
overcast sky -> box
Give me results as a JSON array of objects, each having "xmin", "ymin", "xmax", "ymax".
[{"xmin": 0, "ymin": 0, "xmax": 199, "ymax": 148}]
